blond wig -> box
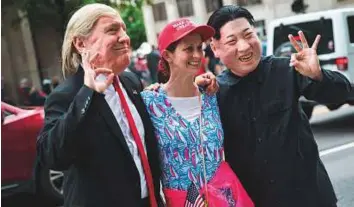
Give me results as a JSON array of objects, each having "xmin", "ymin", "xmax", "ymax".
[{"xmin": 61, "ymin": 3, "xmax": 119, "ymax": 78}]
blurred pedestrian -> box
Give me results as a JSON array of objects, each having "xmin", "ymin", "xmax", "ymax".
[
  {"xmin": 42, "ymin": 79, "xmax": 52, "ymax": 95},
  {"xmin": 146, "ymin": 45, "xmax": 160, "ymax": 84},
  {"xmin": 135, "ymin": 52, "xmax": 151, "ymax": 86},
  {"xmin": 204, "ymin": 42, "xmax": 220, "ymax": 74},
  {"xmin": 18, "ymin": 78, "xmax": 46, "ymax": 106},
  {"xmin": 51, "ymin": 76, "xmax": 61, "ymax": 89},
  {"xmin": 1, "ymin": 76, "xmax": 15, "ymax": 105}
]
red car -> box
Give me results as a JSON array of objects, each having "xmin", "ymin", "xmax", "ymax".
[{"xmin": 1, "ymin": 102, "xmax": 63, "ymax": 203}]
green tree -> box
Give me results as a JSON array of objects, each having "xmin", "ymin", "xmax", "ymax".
[
  {"xmin": 3, "ymin": 0, "xmax": 150, "ymax": 49},
  {"xmin": 119, "ymin": 1, "xmax": 147, "ymax": 49}
]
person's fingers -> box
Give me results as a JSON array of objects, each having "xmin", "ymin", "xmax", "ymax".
[
  {"xmin": 210, "ymin": 77, "xmax": 217, "ymax": 87},
  {"xmin": 90, "ymin": 38, "xmax": 104, "ymax": 55},
  {"xmin": 94, "ymin": 68, "xmax": 113, "ymax": 79},
  {"xmin": 206, "ymin": 80, "xmax": 218, "ymax": 95},
  {"xmin": 204, "ymin": 79, "xmax": 211, "ymax": 85},
  {"xmin": 211, "ymin": 80, "xmax": 219, "ymax": 92},
  {"xmin": 82, "ymin": 51, "xmax": 91, "ymax": 70},
  {"xmin": 311, "ymin": 35, "xmax": 321, "ymax": 50},
  {"xmin": 292, "ymin": 60, "xmax": 300, "ymax": 68},
  {"xmin": 89, "ymin": 52, "xmax": 99, "ymax": 64},
  {"xmin": 206, "ymin": 85, "xmax": 213, "ymax": 95},
  {"xmin": 292, "ymin": 61, "xmax": 307, "ymax": 74},
  {"xmin": 288, "ymin": 34, "xmax": 302, "ymax": 52},
  {"xmin": 289, "ymin": 53, "xmax": 296, "ymax": 67},
  {"xmin": 95, "ymin": 68, "xmax": 113, "ymax": 74},
  {"xmin": 195, "ymin": 75, "xmax": 209, "ymax": 87},
  {"xmin": 105, "ymin": 73, "xmax": 115, "ymax": 86},
  {"xmin": 204, "ymin": 72, "xmax": 215, "ymax": 80},
  {"xmin": 154, "ymin": 83, "xmax": 162, "ymax": 91},
  {"xmin": 89, "ymin": 52, "xmax": 101, "ymax": 69},
  {"xmin": 298, "ymin": 31, "xmax": 309, "ymax": 48},
  {"xmin": 144, "ymin": 83, "xmax": 161, "ymax": 91},
  {"xmin": 202, "ymin": 73, "xmax": 209, "ymax": 78},
  {"xmin": 295, "ymin": 53, "xmax": 304, "ymax": 60}
]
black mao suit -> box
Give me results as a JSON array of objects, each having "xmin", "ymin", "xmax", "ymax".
[{"xmin": 217, "ymin": 56, "xmax": 352, "ymax": 207}]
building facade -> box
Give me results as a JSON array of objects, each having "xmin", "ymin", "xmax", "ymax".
[
  {"xmin": 2, "ymin": 5, "xmax": 64, "ymax": 104},
  {"xmin": 142, "ymin": 0, "xmax": 354, "ymax": 46}
]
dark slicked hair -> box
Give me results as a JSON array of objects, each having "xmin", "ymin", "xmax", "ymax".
[{"xmin": 207, "ymin": 5, "xmax": 255, "ymax": 40}]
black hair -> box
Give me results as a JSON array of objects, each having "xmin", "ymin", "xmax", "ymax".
[
  {"xmin": 157, "ymin": 40, "xmax": 180, "ymax": 83},
  {"xmin": 207, "ymin": 5, "xmax": 255, "ymax": 40}
]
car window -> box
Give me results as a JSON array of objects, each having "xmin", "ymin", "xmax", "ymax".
[
  {"xmin": 347, "ymin": 15, "xmax": 354, "ymax": 43},
  {"xmin": 273, "ymin": 18, "xmax": 335, "ymax": 56}
]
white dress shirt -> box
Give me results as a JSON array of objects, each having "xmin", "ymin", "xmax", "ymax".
[{"xmin": 97, "ymin": 74, "xmax": 148, "ymax": 198}]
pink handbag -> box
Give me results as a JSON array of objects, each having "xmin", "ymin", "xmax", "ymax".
[{"xmin": 163, "ymin": 161, "xmax": 254, "ymax": 207}]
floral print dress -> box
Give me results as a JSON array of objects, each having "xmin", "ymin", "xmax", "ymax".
[{"xmin": 141, "ymin": 88, "xmax": 224, "ymax": 191}]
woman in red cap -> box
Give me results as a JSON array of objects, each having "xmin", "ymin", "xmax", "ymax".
[{"xmin": 141, "ymin": 18, "xmax": 253, "ymax": 207}]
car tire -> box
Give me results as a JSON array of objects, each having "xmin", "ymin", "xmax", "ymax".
[
  {"xmin": 37, "ymin": 167, "xmax": 64, "ymax": 205},
  {"xmin": 302, "ymin": 105, "xmax": 314, "ymax": 119}
]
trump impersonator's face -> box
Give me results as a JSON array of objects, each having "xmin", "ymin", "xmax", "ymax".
[{"xmin": 82, "ymin": 14, "xmax": 131, "ymax": 74}]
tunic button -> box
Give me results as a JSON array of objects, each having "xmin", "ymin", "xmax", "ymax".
[
  {"xmin": 257, "ymin": 138, "xmax": 262, "ymax": 143},
  {"xmin": 252, "ymin": 117, "xmax": 257, "ymax": 121},
  {"xmin": 269, "ymin": 179, "xmax": 275, "ymax": 184},
  {"xmin": 263, "ymin": 159, "xmax": 268, "ymax": 164}
]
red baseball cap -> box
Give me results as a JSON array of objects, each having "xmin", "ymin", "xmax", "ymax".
[{"xmin": 158, "ymin": 18, "xmax": 215, "ymax": 54}]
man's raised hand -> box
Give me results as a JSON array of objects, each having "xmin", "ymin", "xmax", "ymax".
[
  {"xmin": 288, "ymin": 31, "xmax": 323, "ymax": 81},
  {"xmin": 82, "ymin": 50, "xmax": 114, "ymax": 93}
]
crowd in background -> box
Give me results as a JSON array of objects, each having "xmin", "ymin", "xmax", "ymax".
[
  {"xmin": 2, "ymin": 41, "xmax": 225, "ymax": 107},
  {"xmin": 1, "ymin": 75, "xmax": 61, "ymax": 107}
]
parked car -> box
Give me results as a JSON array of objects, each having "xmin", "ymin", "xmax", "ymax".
[
  {"xmin": 267, "ymin": 8, "xmax": 354, "ymax": 118},
  {"xmin": 1, "ymin": 102, "xmax": 63, "ymax": 204}
]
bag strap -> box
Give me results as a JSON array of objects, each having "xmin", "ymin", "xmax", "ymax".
[{"xmin": 196, "ymin": 85, "xmax": 209, "ymax": 206}]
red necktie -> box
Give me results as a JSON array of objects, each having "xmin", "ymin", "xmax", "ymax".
[{"xmin": 112, "ymin": 77, "xmax": 157, "ymax": 207}]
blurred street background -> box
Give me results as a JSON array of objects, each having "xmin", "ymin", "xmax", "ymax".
[{"xmin": 2, "ymin": 0, "xmax": 354, "ymax": 206}]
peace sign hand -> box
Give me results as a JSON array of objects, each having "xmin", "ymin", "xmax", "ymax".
[
  {"xmin": 288, "ymin": 31, "xmax": 323, "ymax": 81},
  {"xmin": 82, "ymin": 50, "xmax": 115, "ymax": 93}
]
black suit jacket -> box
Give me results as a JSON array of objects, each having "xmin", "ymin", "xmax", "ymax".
[{"xmin": 37, "ymin": 68, "xmax": 162, "ymax": 207}]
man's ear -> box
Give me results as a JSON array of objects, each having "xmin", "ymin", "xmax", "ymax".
[
  {"xmin": 210, "ymin": 39, "xmax": 219, "ymax": 58},
  {"xmin": 73, "ymin": 36, "xmax": 86, "ymax": 54}
]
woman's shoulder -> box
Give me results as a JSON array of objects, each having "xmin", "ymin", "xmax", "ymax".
[
  {"xmin": 140, "ymin": 89, "xmax": 164, "ymax": 103},
  {"xmin": 141, "ymin": 89, "xmax": 160, "ymax": 98}
]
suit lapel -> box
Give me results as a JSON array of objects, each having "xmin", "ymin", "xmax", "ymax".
[
  {"xmin": 98, "ymin": 99, "xmax": 133, "ymax": 157},
  {"xmin": 119, "ymin": 76, "xmax": 141, "ymax": 112}
]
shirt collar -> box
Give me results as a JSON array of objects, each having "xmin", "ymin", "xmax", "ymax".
[
  {"xmin": 96, "ymin": 74, "xmax": 118, "ymax": 94},
  {"xmin": 217, "ymin": 57, "xmax": 266, "ymax": 87}
]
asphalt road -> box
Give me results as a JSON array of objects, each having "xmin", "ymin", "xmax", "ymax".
[
  {"xmin": 311, "ymin": 105, "xmax": 354, "ymax": 207},
  {"xmin": 3, "ymin": 105, "xmax": 354, "ymax": 207}
]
